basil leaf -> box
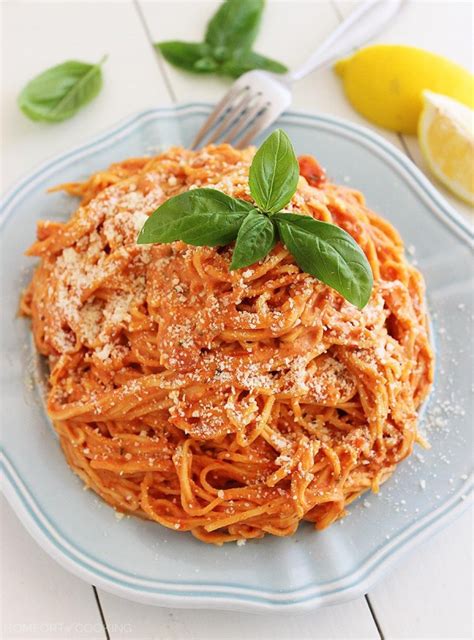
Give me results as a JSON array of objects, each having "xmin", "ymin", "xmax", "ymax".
[
  {"xmin": 205, "ymin": 0, "xmax": 263, "ymax": 56},
  {"xmin": 249, "ymin": 129, "xmax": 299, "ymax": 214},
  {"xmin": 138, "ymin": 188, "xmax": 253, "ymax": 246},
  {"xmin": 18, "ymin": 57, "xmax": 106, "ymax": 123},
  {"xmin": 275, "ymin": 213, "xmax": 373, "ymax": 309},
  {"xmin": 153, "ymin": 2, "xmax": 287, "ymax": 79},
  {"xmin": 230, "ymin": 210, "xmax": 277, "ymax": 270},
  {"xmin": 219, "ymin": 50, "xmax": 287, "ymax": 78},
  {"xmin": 155, "ymin": 42, "xmax": 214, "ymax": 73},
  {"xmin": 194, "ymin": 57, "xmax": 219, "ymax": 72}
]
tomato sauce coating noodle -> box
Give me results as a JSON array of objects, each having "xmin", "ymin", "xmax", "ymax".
[{"xmin": 21, "ymin": 144, "xmax": 434, "ymax": 544}]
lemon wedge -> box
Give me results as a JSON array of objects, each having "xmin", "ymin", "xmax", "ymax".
[
  {"xmin": 334, "ymin": 45, "xmax": 474, "ymax": 134},
  {"xmin": 418, "ymin": 91, "xmax": 474, "ymax": 205}
]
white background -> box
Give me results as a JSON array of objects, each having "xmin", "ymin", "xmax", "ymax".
[{"xmin": 1, "ymin": 1, "xmax": 473, "ymax": 638}]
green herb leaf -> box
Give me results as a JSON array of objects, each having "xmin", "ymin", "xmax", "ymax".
[
  {"xmin": 18, "ymin": 56, "xmax": 107, "ymax": 123},
  {"xmin": 193, "ymin": 57, "xmax": 219, "ymax": 72},
  {"xmin": 137, "ymin": 127, "xmax": 373, "ymax": 309},
  {"xmin": 155, "ymin": 42, "xmax": 214, "ymax": 73},
  {"xmin": 249, "ymin": 129, "xmax": 299, "ymax": 214},
  {"xmin": 230, "ymin": 210, "xmax": 277, "ymax": 270},
  {"xmin": 219, "ymin": 50, "xmax": 287, "ymax": 78},
  {"xmin": 205, "ymin": 0, "xmax": 264, "ymax": 56},
  {"xmin": 154, "ymin": 1, "xmax": 287, "ymax": 79},
  {"xmin": 137, "ymin": 188, "xmax": 254, "ymax": 246},
  {"xmin": 212, "ymin": 46, "xmax": 230, "ymax": 62},
  {"xmin": 275, "ymin": 213, "xmax": 373, "ymax": 308}
]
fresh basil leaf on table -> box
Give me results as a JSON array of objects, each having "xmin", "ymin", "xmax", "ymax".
[
  {"xmin": 275, "ymin": 213, "xmax": 374, "ymax": 309},
  {"xmin": 230, "ymin": 209, "xmax": 277, "ymax": 270},
  {"xmin": 155, "ymin": 42, "xmax": 217, "ymax": 73},
  {"xmin": 205, "ymin": 0, "xmax": 263, "ymax": 56},
  {"xmin": 155, "ymin": 0, "xmax": 287, "ymax": 79},
  {"xmin": 137, "ymin": 189, "xmax": 254, "ymax": 246},
  {"xmin": 219, "ymin": 50, "xmax": 288, "ymax": 78},
  {"xmin": 248, "ymin": 129, "xmax": 300, "ymax": 214},
  {"xmin": 18, "ymin": 56, "xmax": 107, "ymax": 123}
]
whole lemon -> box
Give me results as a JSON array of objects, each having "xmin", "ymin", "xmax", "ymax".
[{"xmin": 334, "ymin": 45, "xmax": 474, "ymax": 134}]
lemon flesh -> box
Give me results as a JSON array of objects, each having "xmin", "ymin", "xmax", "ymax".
[
  {"xmin": 418, "ymin": 91, "xmax": 474, "ymax": 205},
  {"xmin": 335, "ymin": 45, "xmax": 474, "ymax": 134}
]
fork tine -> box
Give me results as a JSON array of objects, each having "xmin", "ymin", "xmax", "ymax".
[
  {"xmin": 222, "ymin": 95, "xmax": 266, "ymax": 146},
  {"xmin": 193, "ymin": 69, "xmax": 292, "ymax": 149},
  {"xmin": 236, "ymin": 104, "xmax": 284, "ymax": 149},
  {"xmin": 203, "ymin": 89, "xmax": 251, "ymax": 146},
  {"xmin": 191, "ymin": 85, "xmax": 246, "ymax": 149}
]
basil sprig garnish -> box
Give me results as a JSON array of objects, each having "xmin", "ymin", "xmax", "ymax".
[
  {"xmin": 155, "ymin": 0, "xmax": 287, "ymax": 79},
  {"xmin": 138, "ymin": 129, "xmax": 373, "ymax": 309},
  {"xmin": 18, "ymin": 56, "xmax": 107, "ymax": 123},
  {"xmin": 138, "ymin": 188, "xmax": 254, "ymax": 246},
  {"xmin": 230, "ymin": 209, "xmax": 277, "ymax": 270},
  {"xmin": 249, "ymin": 128, "xmax": 300, "ymax": 213},
  {"xmin": 274, "ymin": 213, "xmax": 373, "ymax": 309}
]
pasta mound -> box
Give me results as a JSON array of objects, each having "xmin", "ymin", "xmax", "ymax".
[{"xmin": 21, "ymin": 144, "xmax": 433, "ymax": 544}]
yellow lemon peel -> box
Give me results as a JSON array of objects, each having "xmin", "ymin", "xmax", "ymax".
[
  {"xmin": 418, "ymin": 91, "xmax": 474, "ymax": 205},
  {"xmin": 334, "ymin": 45, "xmax": 474, "ymax": 134}
]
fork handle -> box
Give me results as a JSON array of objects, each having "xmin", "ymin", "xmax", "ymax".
[{"xmin": 286, "ymin": 0, "xmax": 403, "ymax": 83}]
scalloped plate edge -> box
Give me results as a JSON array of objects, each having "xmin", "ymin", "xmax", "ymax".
[{"xmin": 1, "ymin": 105, "xmax": 473, "ymax": 611}]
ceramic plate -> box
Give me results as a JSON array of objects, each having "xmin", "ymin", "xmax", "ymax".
[{"xmin": 1, "ymin": 105, "xmax": 472, "ymax": 612}]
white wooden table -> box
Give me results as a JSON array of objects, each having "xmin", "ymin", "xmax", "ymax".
[{"xmin": 1, "ymin": 2, "xmax": 472, "ymax": 638}]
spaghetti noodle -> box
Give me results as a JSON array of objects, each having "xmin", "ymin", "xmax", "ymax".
[{"xmin": 21, "ymin": 144, "xmax": 434, "ymax": 544}]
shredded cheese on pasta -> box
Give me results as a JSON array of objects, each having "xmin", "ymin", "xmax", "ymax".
[{"xmin": 21, "ymin": 144, "xmax": 434, "ymax": 544}]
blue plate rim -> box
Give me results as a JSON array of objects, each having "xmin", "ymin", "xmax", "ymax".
[{"xmin": 1, "ymin": 104, "xmax": 473, "ymax": 611}]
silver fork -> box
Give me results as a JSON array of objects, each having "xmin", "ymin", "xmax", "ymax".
[{"xmin": 192, "ymin": 0, "xmax": 403, "ymax": 149}]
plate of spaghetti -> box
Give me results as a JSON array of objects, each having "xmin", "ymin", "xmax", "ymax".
[{"xmin": 1, "ymin": 105, "xmax": 472, "ymax": 611}]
